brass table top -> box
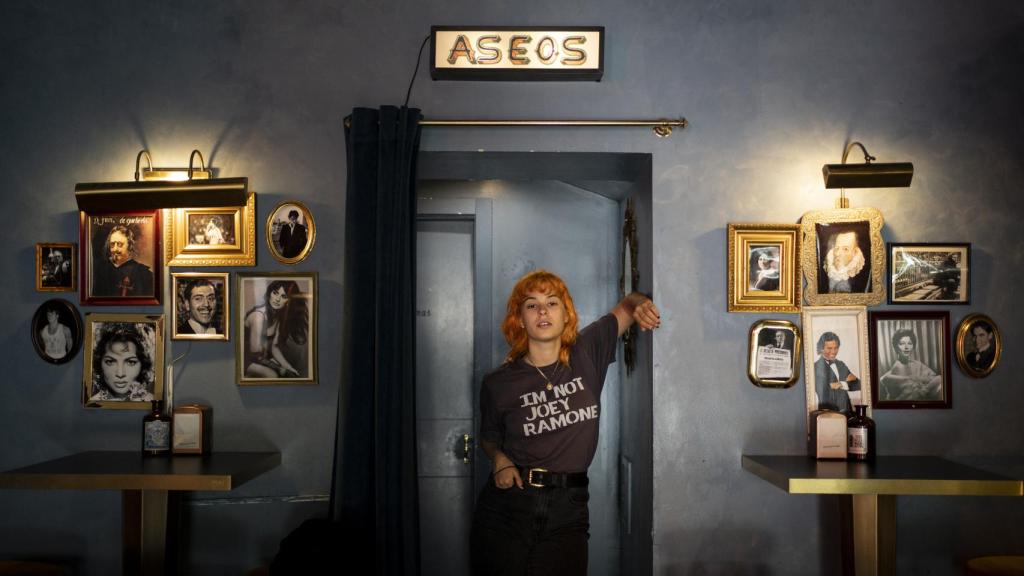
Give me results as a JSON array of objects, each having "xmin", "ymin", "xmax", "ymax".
[
  {"xmin": 742, "ymin": 454, "xmax": 1024, "ymax": 497},
  {"xmin": 0, "ymin": 451, "xmax": 281, "ymax": 492}
]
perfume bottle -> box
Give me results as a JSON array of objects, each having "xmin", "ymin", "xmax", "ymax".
[
  {"xmin": 142, "ymin": 400, "xmax": 172, "ymax": 456},
  {"xmin": 847, "ymin": 404, "xmax": 875, "ymax": 461}
]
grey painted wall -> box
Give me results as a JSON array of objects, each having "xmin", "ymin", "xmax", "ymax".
[{"xmin": 2, "ymin": 1, "xmax": 1024, "ymax": 575}]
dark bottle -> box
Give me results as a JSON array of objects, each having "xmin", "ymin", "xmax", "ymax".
[
  {"xmin": 846, "ymin": 404, "xmax": 875, "ymax": 461},
  {"xmin": 142, "ymin": 400, "xmax": 172, "ymax": 456}
]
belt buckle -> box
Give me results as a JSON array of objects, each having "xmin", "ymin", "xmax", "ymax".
[{"xmin": 527, "ymin": 467, "xmax": 548, "ymax": 488}]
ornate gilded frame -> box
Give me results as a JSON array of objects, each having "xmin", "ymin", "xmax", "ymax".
[
  {"xmin": 266, "ymin": 201, "xmax": 316, "ymax": 265},
  {"xmin": 171, "ymin": 272, "xmax": 230, "ymax": 341},
  {"xmin": 236, "ymin": 272, "xmax": 317, "ymax": 385},
  {"xmin": 747, "ymin": 319, "xmax": 801, "ymax": 388},
  {"xmin": 800, "ymin": 207, "xmax": 885, "ymax": 306},
  {"xmin": 727, "ymin": 223, "xmax": 801, "ymax": 313},
  {"xmin": 801, "ymin": 306, "xmax": 871, "ymax": 429},
  {"xmin": 955, "ymin": 313, "xmax": 1002, "ymax": 378},
  {"xmin": 164, "ymin": 191, "xmax": 256, "ymax": 267},
  {"xmin": 82, "ymin": 313, "xmax": 165, "ymax": 410},
  {"xmin": 36, "ymin": 242, "xmax": 77, "ymax": 292}
]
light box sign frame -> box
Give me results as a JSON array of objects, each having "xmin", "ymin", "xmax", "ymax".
[{"xmin": 431, "ymin": 26, "xmax": 605, "ymax": 81}]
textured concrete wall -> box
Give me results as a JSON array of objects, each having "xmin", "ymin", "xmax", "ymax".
[{"xmin": 2, "ymin": 1, "xmax": 1023, "ymax": 574}]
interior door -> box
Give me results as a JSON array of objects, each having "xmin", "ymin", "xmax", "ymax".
[{"xmin": 416, "ymin": 217, "xmax": 475, "ymax": 576}]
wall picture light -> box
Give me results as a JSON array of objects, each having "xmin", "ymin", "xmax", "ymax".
[
  {"xmin": 75, "ymin": 149, "xmax": 248, "ymax": 211},
  {"xmin": 822, "ymin": 141, "xmax": 913, "ymax": 208}
]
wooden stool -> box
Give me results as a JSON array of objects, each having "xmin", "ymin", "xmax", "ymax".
[
  {"xmin": 967, "ymin": 556, "xmax": 1024, "ymax": 576},
  {"xmin": 0, "ymin": 561, "xmax": 66, "ymax": 576}
]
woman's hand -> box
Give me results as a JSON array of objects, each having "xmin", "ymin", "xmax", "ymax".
[
  {"xmin": 632, "ymin": 298, "xmax": 660, "ymax": 331},
  {"xmin": 494, "ymin": 464, "xmax": 523, "ymax": 490}
]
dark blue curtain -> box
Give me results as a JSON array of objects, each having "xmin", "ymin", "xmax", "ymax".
[{"xmin": 332, "ymin": 106, "xmax": 421, "ymax": 574}]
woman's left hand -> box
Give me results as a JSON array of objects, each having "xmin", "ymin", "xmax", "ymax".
[{"xmin": 632, "ymin": 298, "xmax": 660, "ymax": 331}]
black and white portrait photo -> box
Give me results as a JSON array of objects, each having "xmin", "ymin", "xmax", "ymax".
[
  {"xmin": 237, "ymin": 273, "xmax": 317, "ymax": 384},
  {"xmin": 83, "ymin": 314, "xmax": 164, "ymax": 409},
  {"xmin": 816, "ymin": 221, "xmax": 872, "ymax": 295},
  {"xmin": 748, "ymin": 245, "xmax": 780, "ymax": 292},
  {"xmin": 172, "ymin": 273, "xmax": 229, "ymax": 340},
  {"xmin": 36, "ymin": 243, "xmax": 76, "ymax": 292},
  {"xmin": 267, "ymin": 201, "xmax": 316, "ymax": 264},
  {"xmin": 31, "ymin": 299, "xmax": 82, "ymax": 364},
  {"xmin": 748, "ymin": 320, "xmax": 801, "ymax": 388},
  {"xmin": 956, "ymin": 314, "xmax": 1001, "ymax": 378},
  {"xmin": 870, "ymin": 311, "xmax": 951, "ymax": 408},
  {"xmin": 187, "ymin": 212, "xmax": 236, "ymax": 247},
  {"xmin": 81, "ymin": 211, "xmax": 161, "ymax": 305}
]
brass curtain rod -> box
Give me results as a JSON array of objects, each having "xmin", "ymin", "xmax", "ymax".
[{"xmin": 344, "ymin": 117, "xmax": 688, "ymax": 137}]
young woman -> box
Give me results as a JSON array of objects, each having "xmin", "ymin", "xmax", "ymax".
[
  {"xmin": 878, "ymin": 328, "xmax": 941, "ymax": 401},
  {"xmin": 472, "ymin": 269, "xmax": 660, "ymax": 575},
  {"xmin": 244, "ymin": 280, "xmax": 304, "ymax": 378},
  {"xmin": 88, "ymin": 324, "xmax": 155, "ymax": 403}
]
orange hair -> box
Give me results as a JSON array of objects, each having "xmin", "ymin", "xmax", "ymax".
[{"xmin": 502, "ymin": 269, "xmax": 578, "ymax": 365}]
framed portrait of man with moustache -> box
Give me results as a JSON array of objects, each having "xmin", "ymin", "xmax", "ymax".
[
  {"xmin": 172, "ymin": 272, "xmax": 229, "ymax": 341},
  {"xmin": 80, "ymin": 210, "xmax": 162, "ymax": 305},
  {"xmin": 800, "ymin": 207, "xmax": 885, "ymax": 306}
]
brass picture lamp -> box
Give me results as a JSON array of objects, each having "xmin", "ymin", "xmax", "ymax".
[{"xmin": 822, "ymin": 141, "xmax": 913, "ymax": 208}]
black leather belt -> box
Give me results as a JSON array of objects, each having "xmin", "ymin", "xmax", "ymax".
[{"xmin": 517, "ymin": 466, "xmax": 589, "ymax": 489}]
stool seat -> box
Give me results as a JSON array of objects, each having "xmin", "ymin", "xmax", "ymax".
[
  {"xmin": 0, "ymin": 561, "xmax": 66, "ymax": 575},
  {"xmin": 967, "ymin": 556, "xmax": 1024, "ymax": 576}
]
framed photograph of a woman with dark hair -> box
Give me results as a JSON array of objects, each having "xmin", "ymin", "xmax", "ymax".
[
  {"xmin": 236, "ymin": 272, "xmax": 317, "ymax": 385},
  {"xmin": 83, "ymin": 313, "xmax": 164, "ymax": 409},
  {"xmin": 80, "ymin": 210, "xmax": 162, "ymax": 305},
  {"xmin": 870, "ymin": 310, "xmax": 952, "ymax": 409}
]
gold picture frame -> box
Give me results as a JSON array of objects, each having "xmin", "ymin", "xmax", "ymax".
[
  {"xmin": 164, "ymin": 191, "xmax": 256, "ymax": 267},
  {"xmin": 82, "ymin": 313, "xmax": 165, "ymax": 410},
  {"xmin": 802, "ymin": 306, "xmax": 871, "ymax": 430},
  {"xmin": 36, "ymin": 242, "xmax": 77, "ymax": 292},
  {"xmin": 171, "ymin": 272, "xmax": 230, "ymax": 341},
  {"xmin": 955, "ymin": 313, "xmax": 1001, "ymax": 378},
  {"xmin": 727, "ymin": 223, "xmax": 801, "ymax": 313},
  {"xmin": 800, "ymin": 207, "xmax": 885, "ymax": 306},
  {"xmin": 747, "ymin": 319, "xmax": 801, "ymax": 388},
  {"xmin": 266, "ymin": 201, "xmax": 316, "ymax": 265},
  {"xmin": 236, "ymin": 272, "xmax": 317, "ymax": 385}
]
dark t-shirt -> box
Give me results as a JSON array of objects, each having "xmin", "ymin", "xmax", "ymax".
[{"xmin": 479, "ymin": 313, "xmax": 619, "ymax": 473}]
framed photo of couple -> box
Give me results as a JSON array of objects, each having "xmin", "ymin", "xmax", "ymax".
[
  {"xmin": 726, "ymin": 223, "xmax": 801, "ymax": 313},
  {"xmin": 236, "ymin": 272, "xmax": 317, "ymax": 385},
  {"xmin": 869, "ymin": 311, "xmax": 952, "ymax": 409}
]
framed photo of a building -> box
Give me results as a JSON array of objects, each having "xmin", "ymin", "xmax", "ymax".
[
  {"xmin": 802, "ymin": 306, "xmax": 871, "ymax": 428},
  {"xmin": 800, "ymin": 207, "xmax": 885, "ymax": 306},
  {"xmin": 80, "ymin": 211, "xmax": 161, "ymax": 305},
  {"xmin": 36, "ymin": 243, "xmax": 76, "ymax": 292},
  {"xmin": 747, "ymin": 319, "xmax": 801, "ymax": 388},
  {"xmin": 727, "ymin": 223, "xmax": 801, "ymax": 313},
  {"xmin": 165, "ymin": 192, "xmax": 256, "ymax": 266},
  {"xmin": 888, "ymin": 243, "xmax": 970, "ymax": 304},
  {"xmin": 869, "ymin": 310, "xmax": 952, "ymax": 409},
  {"xmin": 236, "ymin": 272, "xmax": 317, "ymax": 385},
  {"xmin": 82, "ymin": 313, "xmax": 164, "ymax": 409},
  {"xmin": 171, "ymin": 272, "xmax": 229, "ymax": 341}
]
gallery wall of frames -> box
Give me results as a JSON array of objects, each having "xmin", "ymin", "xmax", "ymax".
[{"xmin": 33, "ymin": 197, "xmax": 320, "ymax": 411}]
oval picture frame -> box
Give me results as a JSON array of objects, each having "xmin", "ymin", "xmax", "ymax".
[
  {"xmin": 747, "ymin": 319, "xmax": 802, "ymax": 388},
  {"xmin": 955, "ymin": 313, "xmax": 1001, "ymax": 378},
  {"xmin": 266, "ymin": 201, "xmax": 316, "ymax": 265},
  {"xmin": 31, "ymin": 298, "xmax": 84, "ymax": 365}
]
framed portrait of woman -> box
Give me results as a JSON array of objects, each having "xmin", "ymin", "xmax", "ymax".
[
  {"xmin": 236, "ymin": 272, "xmax": 317, "ymax": 385},
  {"xmin": 82, "ymin": 313, "xmax": 164, "ymax": 409},
  {"xmin": 869, "ymin": 310, "xmax": 952, "ymax": 409},
  {"xmin": 80, "ymin": 210, "xmax": 162, "ymax": 305},
  {"xmin": 31, "ymin": 298, "xmax": 83, "ymax": 365},
  {"xmin": 164, "ymin": 192, "xmax": 257, "ymax": 266},
  {"xmin": 266, "ymin": 201, "xmax": 316, "ymax": 265},
  {"xmin": 727, "ymin": 223, "xmax": 801, "ymax": 313},
  {"xmin": 955, "ymin": 313, "xmax": 1001, "ymax": 378}
]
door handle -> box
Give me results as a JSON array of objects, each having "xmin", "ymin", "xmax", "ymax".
[{"xmin": 462, "ymin": 434, "xmax": 474, "ymax": 464}]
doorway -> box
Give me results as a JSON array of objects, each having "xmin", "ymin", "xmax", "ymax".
[{"xmin": 415, "ymin": 152, "xmax": 654, "ymax": 576}]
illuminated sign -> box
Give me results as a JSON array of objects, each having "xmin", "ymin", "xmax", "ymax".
[{"xmin": 431, "ymin": 26, "xmax": 604, "ymax": 81}]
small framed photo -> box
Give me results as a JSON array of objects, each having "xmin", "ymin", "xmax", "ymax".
[
  {"xmin": 802, "ymin": 306, "xmax": 871, "ymax": 426},
  {"xmin": 800, "ymin": 207, "xmax": 886, "ymax": 306},
  {"xmin": 31, "ymin": 298, "xmax": 83, "ymax": 364},
  {"xmin": 236, "ymin": 272, "xmax": 317, "ymax": 385},
  {"xmin": 747, "ymin": 319, "xmax": 801, "ymax": 388},
  {"xmin": 727, "ymin": 223, "xmax": 801, "ymax": 313},
  {"xmin": 267, "ymin": 201, "xmax": 316, "ymax": 264},
  {"xmin": 83, "ymin": 313, "xmax": 164, "ymax": 409},
  {"xmin": 80, "ymin": 210, "xmax": 161, "ymax": 305},
  {"xmin": 165, "ymin": 192, "xmax": 256, "ymax": 266},
  {"xmin": 955, "ymin": 313, "xmax": 1001, "ymax": 378},
  {"xmin": 869, "ymin": 311, "xmax": 952, "ymax": 409},
  {"xmin": 171, "ymin": 272, "xmax": 230, "ymax": 341},
  {"xmin": 888, "ymin": 243, "xmax": 970, "ymax": 304},
  {"xmin": 36, "ymin": 243, "xmax": 77, "ymax": 292}
]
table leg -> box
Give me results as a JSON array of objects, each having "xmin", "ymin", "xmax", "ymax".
[
  {"xmin": 851, "ymin": 494, "xmax": 896, "ymax": 576},
  {"xmin": 122, "ymin": 490, "xmax": 181, "ymax": 576}
]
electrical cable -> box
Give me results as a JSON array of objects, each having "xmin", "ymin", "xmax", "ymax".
[{"xmin": 404, "ymin": 35, "xmax": 431, "ymax": 109}]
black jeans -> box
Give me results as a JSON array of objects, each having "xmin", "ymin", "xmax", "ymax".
[{"xmin": 471, "ymin": 476, "xmax": 590, "ymax": 576}]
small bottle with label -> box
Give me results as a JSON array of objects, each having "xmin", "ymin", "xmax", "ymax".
[
  {"xmin": 847, "ymin": 404, "xmax": 875, "ymax": 461},
  {"xmin": 142, "ymin": 400, "xmax": 172, "ymax": 456}
]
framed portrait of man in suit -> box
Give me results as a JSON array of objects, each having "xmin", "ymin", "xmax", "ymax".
[
  {"xmin": 267, "ymin": 201, "xmax": 316, "ymax": 265},
  {"xmin": 802, "ymin": 306, "xmax": 871, "ymax": 430}
]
